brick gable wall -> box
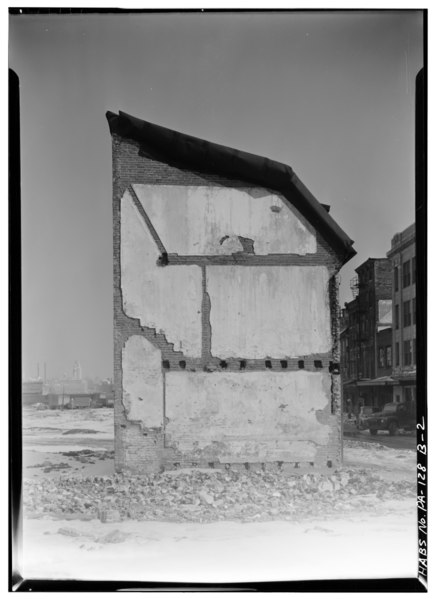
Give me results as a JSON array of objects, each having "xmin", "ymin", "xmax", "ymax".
[{"xmin": 112, "ymin": 134, "xmax": 344, "ymax": 473}]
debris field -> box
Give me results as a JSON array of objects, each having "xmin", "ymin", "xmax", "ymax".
[{"xmin": 24, "ymin": 462, "xmax": 414, "ymax": 524}]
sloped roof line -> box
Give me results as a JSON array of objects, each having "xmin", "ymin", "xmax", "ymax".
[{"xmin": 106, "ymin": 110, "xmax": 356, "ymax": 264}]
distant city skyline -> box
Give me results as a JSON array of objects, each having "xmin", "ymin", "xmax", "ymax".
[
  {"xmin": 23, "ymin": 371, "xmax": 113, "ymax": 383},
  {"xmin": 22, "ymin": 359, "xmax": 111, "ymax": 383},
  {"xmin": 10, "ymin": 10, "xmax": 423, "ymax": 379}
]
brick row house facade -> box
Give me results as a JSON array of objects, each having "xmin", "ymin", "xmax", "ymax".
[
  {"xmin": 107, "ymin": 110, "xmax": 356, "ymax": 474},
  {"xmin": 340, "ymin": 258, "xmax": 393, "ymax": 414},
  {"xmin": 340, "ymin": 224, "xmax": 417, "ymax": 415},
  {"xmin": 387, "ymin": 224, "xmax": 416, "ymax": 406}
]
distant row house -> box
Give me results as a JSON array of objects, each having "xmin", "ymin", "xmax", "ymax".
[
  {"xmin": 340, "ymin": 258, "xmax": 393, "ymax": 413},
  {"xmin": 387, "ymin": 223, "xmax": 416, "ymax": 405},
  {"xmin": 340, "ymin": 223, "xmax": 416, "ymax": 414}
]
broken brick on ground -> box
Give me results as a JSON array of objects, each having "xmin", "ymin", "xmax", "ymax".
[{"xmin": 24, "ymin": 462, "xmax": 415, "ymax": 524}]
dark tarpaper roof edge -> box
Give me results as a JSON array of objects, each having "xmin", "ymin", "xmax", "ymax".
[{"xmin": 106, "ymin": 110, "xmax": 356, "ymax": 264}]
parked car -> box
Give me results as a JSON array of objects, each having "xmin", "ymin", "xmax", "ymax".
[
  {"xmin": 357, "ymin": 406, "xmax": 373, "ymax": 430},
  {"xmin": 366, "ymin": 402, "xmax": 416, "ymax": 436}
]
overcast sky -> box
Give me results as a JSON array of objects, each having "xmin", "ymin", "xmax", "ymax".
[{"xmin": 10, "ymin": 10, "xmax": 423, "ymax": 380}]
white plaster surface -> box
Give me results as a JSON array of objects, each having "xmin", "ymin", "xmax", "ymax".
[
  {"xmin": 122, "ymin": 336, "xmax": 163, "ymax": 428},
  {"xmin": 131, "ymin": 184, "xmax": 316, "ymax": 255},
  {"xmin": 121, "ymin": 190, "xmax": 202, "ymax": 356},
  {"xmin": 165, "ymin": 371, "xmax": 332, "ymax": 461},
  {"xmin": 207, "ymin": 265, "xmax": 332, "ymax": 358}
]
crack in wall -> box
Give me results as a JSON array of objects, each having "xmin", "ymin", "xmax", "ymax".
[{"xmin": 201, "ymin": 265, "xmax": 212, "ymax": 362}]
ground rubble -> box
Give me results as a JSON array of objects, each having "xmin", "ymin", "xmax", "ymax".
[{"xmin": 24, "ymin": 464, "xmax": 415, "ymax": 524}]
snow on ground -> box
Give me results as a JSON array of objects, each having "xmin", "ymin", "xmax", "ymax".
[
  {"xmin": 23, "ymin": 407, "xmax": 114, "ymax": 439},
  {"xmin": 21, "ymin": 505, "xmax": 417, "ymax": 582},
  {"xmin": 22, "ymin": 407, "xmax": 114, "ymax": 477},
  {"xmin": 18, "ymin": 406, "xmax": 420, "ymax": 583},
  {"xmin": 343, "ymin": 439, "xmax": 415, "ymax": 482}
]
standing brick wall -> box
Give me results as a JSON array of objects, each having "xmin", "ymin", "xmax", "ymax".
[
  {"xmin": 374, "ymin": 259, "xmax": 393, "ymax": 299},
  {"xmin": 111, "ymin": 133, "xmax": 346, "ymax": 473}
]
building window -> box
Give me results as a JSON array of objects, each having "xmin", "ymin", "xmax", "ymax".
[
  {"xmin": 378, "ymin": 347, "xmax": 385, "ymax": 368},
  {"xmin": 413, "ymin": 338, "xmax": 416, "ymax": 365},
  {"xmin": 412, "ymin": 256, "xmax": 416, "ymax": 285},
  {"xmin": 413, "ymin": 298, "xmax": 416, "ymax": 325},
  {"xmin": 403, "ymin": 260, "xmax": 411, "ymax": 287},
  {"xmin": 403, "ymin": 301, "xmax": 411, "ymax": 327},
  {"xmin": 395, "ymin": 305, "xmax": 400, "ymax": 329},
  {"xmin": 404, "ymin": 340, "xmax": 412, "ymax": 366},
  {"xmin": 386, "ymin": 346, "xmax": 392, "ymax": 367},
  {"xmin": 395, "ymin": 342, "xmax": 400, "ymax": 366},
  {"xmin": 394, "ymin": 266, "xmax": 399, "ymax": 292}
]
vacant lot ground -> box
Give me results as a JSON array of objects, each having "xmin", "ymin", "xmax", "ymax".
[{"xmin": 18, "ymin": 406, "xmax": 419, "ymax": 584}]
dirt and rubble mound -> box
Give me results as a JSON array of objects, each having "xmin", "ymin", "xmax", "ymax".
[
  {"xmin": 23, "ymin": 466, "xmax": 415, "ymax": 524},
  {"xmin": 60, "ymin": 449, "xmax": 115, "ymax": 463}
]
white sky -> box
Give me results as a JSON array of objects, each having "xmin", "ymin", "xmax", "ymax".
[{"xmin": 9, "ymin": 9, "xmax": 423, "ymax": 379}]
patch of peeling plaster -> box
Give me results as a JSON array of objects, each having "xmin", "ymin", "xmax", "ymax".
[
  {"xmin": 165, "ymin": 371, "xmax": 332, "ymax": 462},
  {"xmin": 122, "ymin": 335, "xmax": 163, "ymax": 428},
  {"xmin": 207, "ymin": 265, "xmax": 332, "ymax": 358},
  {"xmin": 131, "ymin": 184, "xmax": 316, "ymax": 255},
  {"xmin": 121, "ymin": 189, "xmax": 202, "ymax": 356}
]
